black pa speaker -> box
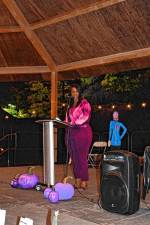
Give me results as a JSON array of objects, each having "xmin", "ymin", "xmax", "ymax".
[{"xmin": 100, "ymin": 150, "xmax": 140, "ymax": 214}]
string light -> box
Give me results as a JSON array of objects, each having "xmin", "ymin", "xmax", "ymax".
[
  {"xmin": 127, "ymin": 104, "xmax": 131, "ymax": 109},
  {"xmin": 32, "ymin": 110, "xmax": 36, "ymax": 115},
  {"xmin": 141, "ymin": 102, "xmax": 146, "ymax": 108},
  {"xmin": 62, "ymin": 103, "xmax": 66, "ymax": 107},
  {"xmin": 111, "ymin": 105, "xmax": 116, "ymax": 109},
  {"xmin": 98, "ymin": 105, "xmax": 102, "ymax": 109},
  {"xmin": 92, "ymin": 101, "xmax": 149, "ymax": 111},
  {"xmin": 126, "ymin": 104, "xmax": 132, "ymax": 109}
]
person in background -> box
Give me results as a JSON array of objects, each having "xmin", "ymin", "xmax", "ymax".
[
  {"xmin": 65, "ymin": 84, "xmax": 92, "ymax": 190},
  {"xmin": 108, "ymin": 111, "xmax": 127, "ymax": 150}
]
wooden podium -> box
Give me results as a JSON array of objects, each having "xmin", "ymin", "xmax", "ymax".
[{"xmin": 36, "ymin": 119, "xmax": 71, "ymax": 186}]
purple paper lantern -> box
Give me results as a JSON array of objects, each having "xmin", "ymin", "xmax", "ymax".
[
  {"xmin": 48, "ymin": 191, "xmax": 59, "ymax": 203},
  {"xmin": 44, "ymin": 187, "xmax": 52, "ymax": 199}
]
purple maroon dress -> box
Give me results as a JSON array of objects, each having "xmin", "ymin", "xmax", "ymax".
[{"xmin": 65, "ymin": 98, "xmax": 92, "ymax": 181}]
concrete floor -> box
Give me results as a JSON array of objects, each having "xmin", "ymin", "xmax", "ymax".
[{"xmin": 0, "ymin": 165, "xmax": 150, "ymax": 225}]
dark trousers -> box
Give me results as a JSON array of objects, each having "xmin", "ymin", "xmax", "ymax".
[{"xmin": 66, "ymin": 125, "xmax": 92, "ymax": 181}]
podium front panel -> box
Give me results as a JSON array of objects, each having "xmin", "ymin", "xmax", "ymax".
[
  {"xmin": 43, "ymin": 121, "xmax": 55, "ymax": 186},
  {"xmin": 36, "ymin": 119, "xmax": 71, "ymax": 186}
]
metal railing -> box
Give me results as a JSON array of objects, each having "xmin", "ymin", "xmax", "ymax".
[
  {"xmin": 0, "ymin": 133, "xmax": 17, "ymax": 166},
  {"xmin": 0, "ymin": 129, "xmax": 149, "ymax": 167}
]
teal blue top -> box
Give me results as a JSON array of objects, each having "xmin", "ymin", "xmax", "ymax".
[{"xmin": 109, "ymin": 120, "xmax": 127, "ymax": 146}]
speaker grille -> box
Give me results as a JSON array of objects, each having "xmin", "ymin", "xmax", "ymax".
[
  {"xmin": 101, "ymin": 175, "xmax": 128, "ymax": 213},
  {"xmin": 100, "ymin": 150, "xmax": 140, "ymax": 214}
]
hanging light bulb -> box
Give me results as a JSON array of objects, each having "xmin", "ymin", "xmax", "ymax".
[
  {"xmin": 112, "ymin": 105, "xmax": 115, "ymax": 109},
  {"xmin": 62, "ymin": 103, "xmax": 66, "ymax": 107}
]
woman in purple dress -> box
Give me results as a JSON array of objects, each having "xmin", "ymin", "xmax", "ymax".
[{"xmin": 65, "ymin": 84, "xmax": 93, "ymax": 190}]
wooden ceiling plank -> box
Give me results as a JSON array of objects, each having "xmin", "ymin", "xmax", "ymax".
[
  {"xmin": 2, "ymin": 0, "xmax": 56, "ymax": 71},
  {"xmin": 31, "ymin": 0, "xmax": 125, "ymax": 30},
  {"xmin": 0, "ymin": 66, "xmax": 49, "ymax": 74},
  {"xmin": 0, "ymin": 26, "xmax": 22, "ymax": 33},
  {"xmin": 56, "ymin": 47, "xmax": 150, "ymax": 72}
]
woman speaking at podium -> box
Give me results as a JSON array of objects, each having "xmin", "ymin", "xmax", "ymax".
[{"xmin": 65, "ymin": 84, "xmax": 92, "ymax": 190}]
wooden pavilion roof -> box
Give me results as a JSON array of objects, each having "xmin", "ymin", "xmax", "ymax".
[{"xmin": 0, "ymin": 0, "xmax": 149, "ymax": 82}]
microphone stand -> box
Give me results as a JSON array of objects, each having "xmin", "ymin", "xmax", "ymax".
[{"xmin": 64, "ymin": 96, "xmax": 72, "ymax": 178}]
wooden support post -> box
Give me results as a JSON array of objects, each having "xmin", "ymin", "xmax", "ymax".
[
  {"xmin": 16, "ymin": 216, "xmax": 33, "ymax": 225},
  {"xmin": 46, "ymin": 208, "xmax": 52, "ymax": 225},
  {"xmin": 16, "ymin": 216, "xmax": 20, "ymax": 225},
  {"xmin": 51, "ymin": 71, "xmax": 58, "ymax": 119}
]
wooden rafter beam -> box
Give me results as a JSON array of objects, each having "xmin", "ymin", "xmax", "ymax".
[
  {"xmin": 51, "ymin": 71, "xmax": 58, "ymax": 118},
  {"xmin": 0, "ymin": 48, "xmax": 149, "ymax": 76},
  {"xmin": 0, "ymin": 26, "xmax": 22, "ymax": 33},
  {"xmin": 58, "ymin": 73, "xmax": 80, "ymax": 80},
  {"xmin": 0, "ymin": 66, "xmax": 49, "ymax": 74},
  {"xmin": 2, "ymin": 0, "xmax": 56, "ymax": 71},
  {"xmin": 56, "ymin": 47, "xmax": 150, "ymax": 72},
  {"xmin": 0, "ymin": 0, "xmax": 125, "ymax": 33},
  {"xmin": 31, "ymin": 0, "xmax": 125, "ymax": 30}
]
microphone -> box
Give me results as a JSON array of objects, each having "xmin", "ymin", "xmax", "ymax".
[
  {"xmin": 65, "ymin": 95, "xmax": 73, "ymax": 113},
  {"xmin": 65, "ymin": 94, "xmax": 73, "ymax": 123},
  {"xmin": 65, "ymin": 94, "xmax": 73, "ymax": 104}
]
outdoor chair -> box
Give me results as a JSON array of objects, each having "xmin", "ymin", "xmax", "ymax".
[{"xmin": 88, "ymin": 141, "xmax": 107, "ymax": 168}]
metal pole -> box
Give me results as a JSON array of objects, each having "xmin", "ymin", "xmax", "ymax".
[{"xmin": 43, "ymin": 121, "xmax": 55, "ymax": 186}]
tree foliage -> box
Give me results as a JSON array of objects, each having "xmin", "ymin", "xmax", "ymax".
[
  {"xmin": 2, "ymin": 104, "xmax": 29, "ymax": 118},
  {"xmin": 0, "ymin": 69, "xmax": 149, "ymax": 118},
  {"xmin": 26, "ymin": 81, "xmax": 50, "ymax": 118},
  {"xmin": 1, "ymin": 81, "xmax": 50, "ymax": 118},
  {"xmin": 101, "ymin": 73, "xmax": 140, "ymax": 93}
]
